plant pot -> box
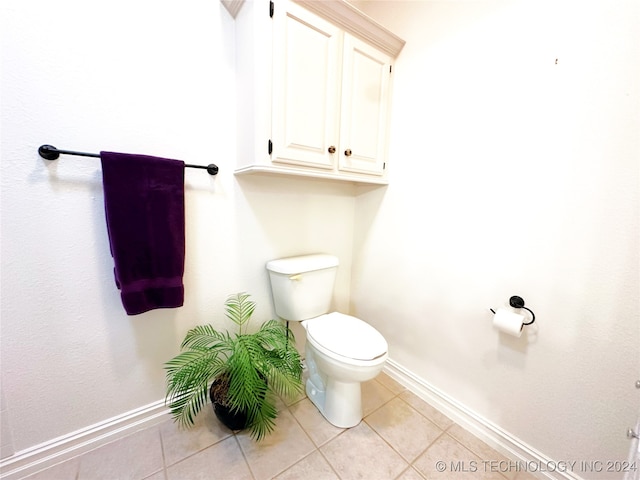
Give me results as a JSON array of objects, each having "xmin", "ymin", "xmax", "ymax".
[
  {"xmin": 212, "ymin": 400, "xmax": 249, "ymax": 431},
  {"xmin": 209, "ymin": 377, "xmax": 249, "ymax": 431}
]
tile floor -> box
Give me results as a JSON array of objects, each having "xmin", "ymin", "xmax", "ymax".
[{"xmin": 20, "ymin": 373, "xmax": 537, "ymax": 480}]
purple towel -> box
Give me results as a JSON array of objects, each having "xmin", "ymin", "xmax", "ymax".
[{"xmin": 101, "ymin": 151, "xmax": 185, "ymax": 315}]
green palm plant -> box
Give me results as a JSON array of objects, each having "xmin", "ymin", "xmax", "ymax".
[{"xmin": 164, "ymin": 292, "xmax": 303, "ymax": 441}]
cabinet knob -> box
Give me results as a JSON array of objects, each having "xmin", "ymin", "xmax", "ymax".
[
  {"xmin": 328, "ymin": 146, "xmax": 336, "ymax": 154},
  {"xmin": 344, "ymin": 149, "xmax": 352, "ymax": 157}
]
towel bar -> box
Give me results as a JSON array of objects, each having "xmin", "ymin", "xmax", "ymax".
[{"xmin": 38, "ymin": 145, "xmax": 219, "ymax": 175}]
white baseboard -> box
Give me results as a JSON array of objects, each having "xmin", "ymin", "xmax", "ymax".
[
  {"xmin": 0, "ymin": 400, "xmax": 169, "ymax": 480},
  {"xmin": 384, "ymin": 359, "xmax": 585, "ymax": 480},
  {"xmin": 1, "ymin": 362, "xmax": 588, "ymax": 480}
]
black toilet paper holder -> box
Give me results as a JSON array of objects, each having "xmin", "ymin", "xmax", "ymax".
[{"xmin": 490, "ymin": 296, "xmax": 536, "ymax": 326}]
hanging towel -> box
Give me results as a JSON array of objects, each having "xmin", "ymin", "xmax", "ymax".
[{"xmin": 101, "ymin": 151, "xmax": 185, "ymax": 315}]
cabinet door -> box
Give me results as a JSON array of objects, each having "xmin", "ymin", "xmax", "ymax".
[
  {"xmin": 339, "ymin": 34, "xmax": 392, "ymax": 176},
  {"xmin": 272, "ymin": 1, "xmax": 341, "ymax": 169}
]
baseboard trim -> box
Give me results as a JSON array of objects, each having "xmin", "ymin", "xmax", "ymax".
[
  {"xmin": 0, "ymin": 400, "xmax": 169, "ymax": 480},
  {"xmin": 384, "ymin": 359, "xmax": 584, "ymax": 480},
  {"xmin": 1, "ymin": 363, "xmax": 587, "ymax": 480}
]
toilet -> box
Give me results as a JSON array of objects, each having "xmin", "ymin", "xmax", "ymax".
[{"xmin": 266, "ymin": 254, "xmax": 388, "ymax": 428}]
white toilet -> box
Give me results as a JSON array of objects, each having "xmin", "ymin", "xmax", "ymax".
[{"xmin": 266, "ymin": 254, "xmax": 388, "ymax": 428}]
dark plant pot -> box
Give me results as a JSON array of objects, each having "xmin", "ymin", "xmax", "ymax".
[
  {"xmin": 212, "ymin": 401, "xmax": 249, "ymax": 431},
  {"xmin": 209, "ymin": 377, "xmax": 249, "ymax": 431}
]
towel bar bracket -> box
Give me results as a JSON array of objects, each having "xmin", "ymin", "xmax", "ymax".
[
  {"xmin": 205, "ymin": 164, "xmax": 219, "ymax": 175},
  {"xmin": 39, "ymin": 144, "xmax": 59, "ymax": 160}
]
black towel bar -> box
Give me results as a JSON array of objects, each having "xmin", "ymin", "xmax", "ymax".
[{"xmin": 38, "ymin": 145, "xmax": 219, "ymax": 176}]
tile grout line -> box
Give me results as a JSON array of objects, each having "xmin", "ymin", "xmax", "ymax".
[
  {"xmin": 281, "ymin": 391, "xmax": 345, "ymax": 480},
  {"xmin": 394, "ymin": 464, "xmax": 428, "ymax": 480},
  {"xmin": 396, "ymin": 394, "xmax": 448, "ymax": 466},
  {"xmin": 231, "ymin": 434, "xmax": 257, "ymax": 480},
  {"xmin": 155, "ymin": 426, "xmax": 168, "ymax": 480},
  {"xmin": 366, "ymin": 377, "xmax": 512, "ymax": 479},
  {"xmin": 360, "ymin": 389, "xmax": 413, "ymax": 474},
  {"xmin": 157, "ymin": 418, "xmax": 235, "ymax": 471}
]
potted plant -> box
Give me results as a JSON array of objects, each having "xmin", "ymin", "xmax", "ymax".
[{"xmin": 164, "ymin": 292, "xmax": 303, "ymax": 440}]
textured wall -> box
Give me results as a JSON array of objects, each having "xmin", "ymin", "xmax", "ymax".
[
  {"xmin": 351, "ymin": 1, "xmax": 640, "ymax": 478},
  {"xmin": 0, "ymin": 0, "xmax": 356, "ymax": 453},
  {"xmin": 3, "ymin": 0, "xmax": 638, "ymax": 471}
]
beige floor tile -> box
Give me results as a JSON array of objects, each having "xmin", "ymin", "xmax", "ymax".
[
  {"xmin": 273, "ymin": 451, "xmax": 339, "ymax": 480},
  {"xmin": 237, "ymin": 407, "xmax": 315, "ymax": 480},
  {"xmin": 159, "ymin": 408, "xmax": 232, "ymax": 466},
  {"xmin": 395, "ymin": 466, "xmax": 426, "ymax": 480},
  {"xmin": 21, "ymin": 458, "xmax": 80, "ymax": 480},
  {"xmin": 320, "ymin": 421, "xmax": 409, "ymax": 479},
  {"xmin": 143, "ymin": 472, "xmax": 166, "ymax": 480},
  {"xmin": 166, "ymin": 437, "xmax": 251, "ymax": 480},
  {"xmin": 476, "ymin": 461, "xmax": 538, "ymax": 480},
  {"xmin": 413, "ymin": 433, "xmax": 507, "ymax": 480},
  {"xmin": 377, "ymin": 372, "xmax": 406, "ymax": 395},
  {"xmin": 366, "ymin": 396, "xmax": 443, "ymax": 462},
  {"xmin": 514, "ymin": 470, "xmax": 538, "ymax": 480},
  {"xmin": 289, "ymin": 397, "xmax": 344, "ymax": 447},
  {"xmin": 447, "ymin": 424, "xmax": 516, "ymax": 479},
  {"xmin": 413, "ymin": 433, "xmax": 482, "ymax": 480},
  {"xmin": 361, "ymin": 378, "xmax": 396, "ymax": 417},
  {"xmin": 21, "ymin": 382, "xmax": 548, "ymax": 480},
  {"xmin": 398, "ymin": 391, "xmax": 454, "ymax": 430},
  {"xmin": 77, "ymin": 427, "xmax": 163, "ymax": 480}
]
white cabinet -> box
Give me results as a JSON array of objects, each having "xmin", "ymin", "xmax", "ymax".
[
  {"xmin": 232, "ymin": 0, "xmax": 404, "ymax": 185},
  {"xmin": 338, "ymin": 34, "xmax": 392, "ymax": 176},
  {"xmin": 271, "ymin": 3, "xmax": 342, "ymax": 171}
]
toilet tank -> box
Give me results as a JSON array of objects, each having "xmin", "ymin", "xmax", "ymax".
[{"xmin": 266, "ymin": 254, "xmax": 339, "ymax": 321}]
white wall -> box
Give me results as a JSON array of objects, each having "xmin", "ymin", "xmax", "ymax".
[
  {"xmin": 0, "ymin": 0, "xmax": 355, "ymax": 453},
  {"xmin": 2, "ymin": 0, "xmax": 639, "ymax": 474},
  {"xmin": 352, "ymin": 0, "xmax": 639, "ymax": 477}
]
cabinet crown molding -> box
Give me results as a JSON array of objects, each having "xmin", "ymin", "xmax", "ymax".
[
  {"xmin": 221, "ymin": 0, "xmax": 245, "ymax": 18},
  {"xmin": 294, "ymin": 0, "xmax": 405, "ymax": 57},
  {"xmin": 221, "ymin": 0, "xmax": 405, "ymax": 57}
]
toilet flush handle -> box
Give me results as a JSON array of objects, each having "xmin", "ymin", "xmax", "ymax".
[{"xmin": 289, "ymin": 274, "xmax": 303, "ymax": 281}]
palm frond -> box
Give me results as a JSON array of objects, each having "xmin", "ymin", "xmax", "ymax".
[
  {"xmin": 164, "ymin": 347, "xmax": 226, "ymax": 427},
  {"xmin": 226, "ymin": 335, "xmax": 269, "ymax": 414},
  {"xmin": 246, "ymin": 391, "xmax": 278, "ymax": 441},
  {"xmin": 167, "ymin": 382, "xmax": 209, "ymax": 428},
  {"xmin": 224, "ymin": 292, "xmax": 256, "ymax": 333},
  {"xmin": 181, "ymin": 324, "xmax": 232, "ymax": 351},
  {"xmin": 261, "ymin": 349, "xmax": 304, "ymax": 399}
]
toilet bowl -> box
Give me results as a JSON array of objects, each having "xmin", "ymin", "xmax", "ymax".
[
  {"xmin": 266, "ymin": 254, "xmax": 388, "ymax": 428},
  {"xmin": 303, "ymin": 312, "xmax": 388, "ymax": 427}
]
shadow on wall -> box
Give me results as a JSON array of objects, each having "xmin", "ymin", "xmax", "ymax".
[{"xmin": 233, "ymin": 174, "xmax": 359, "ymax": 322}]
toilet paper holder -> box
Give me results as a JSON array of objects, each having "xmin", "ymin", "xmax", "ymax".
[{"xmin": 490, "ymin": 296, "xmax": 536, "ymax": 326}]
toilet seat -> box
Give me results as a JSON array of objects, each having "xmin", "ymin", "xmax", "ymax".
[{"xmin": 305, "ymin": 312, "xmax": 388, "ymax": 363}]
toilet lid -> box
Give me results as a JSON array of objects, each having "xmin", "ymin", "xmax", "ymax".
[{"xmin": 306, "ymin": 312, "xmax": 388, "ymax": 361}]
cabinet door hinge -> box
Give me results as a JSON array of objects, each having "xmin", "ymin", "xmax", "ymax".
[
  {"xmin": 269, "ymin": 0, "xmax": 274, "ymax": 17},
  {"xmin": 268, "ymin": 139, "xmax": 273, "ymax": 155}
]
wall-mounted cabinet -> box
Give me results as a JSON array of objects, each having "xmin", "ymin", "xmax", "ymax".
[{"xmin": 229, "ymin": 0, "xmax": 405, "ymax": 185}]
